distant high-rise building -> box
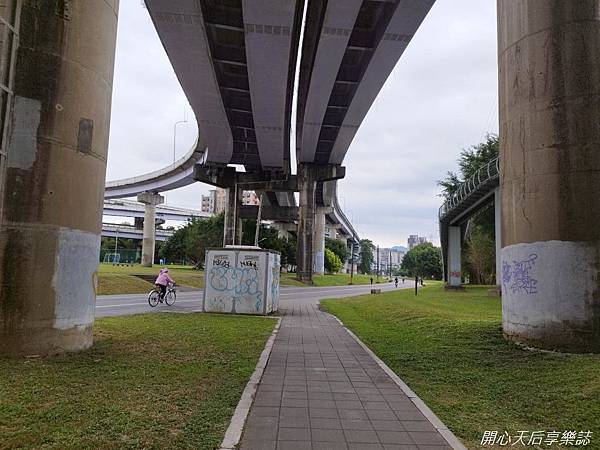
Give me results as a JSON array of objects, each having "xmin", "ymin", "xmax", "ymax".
[
  {"xmin": 201, "ymin": 190, "xmax": 217, "ymax": 213},
  {"xmin": 201, "ymin": 188, "xmax": 260, "ymax": 214},
  {"xmin": 407, "ymin": 235, "xmax": 427, "ymax": 250}
]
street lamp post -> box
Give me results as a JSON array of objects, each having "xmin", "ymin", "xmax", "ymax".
[
  {"xmin": 173, "ymin": 119, "xmax": 187, "ymax": 163},
  {"xmin": 349, "ymin": 242, "xmax": 355, "ymax": 284},
  {"xmin": 114, "ymin": 228, "xmax": 118, "ymax": 264},
  {"xmin": 376, "ymin": 245, "xmax": 380, "ymax": 281}
]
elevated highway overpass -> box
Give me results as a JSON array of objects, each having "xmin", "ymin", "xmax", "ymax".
[
  {"xmin": 103, "ymin": 198, "xmax": 209, "ymax": 222},
  {"xmin": 141, "ymin": 0, "xmax": 434, "ymax": 280},
  {"xmin": 101, "ymin": 223, "xmax": 173, "ymax": 242}
]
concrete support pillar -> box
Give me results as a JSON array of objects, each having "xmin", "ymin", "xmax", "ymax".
[
  {"xmin": 494, "ymin": 187, "xmax": 502, "ymax": 286},
  {"xmin": 138, "ymin": 192, "xmax": 164, "ymax": 267},
  {"xmin": 223, "ymin": 185, "xmax": 242, "ymax": 246},
  {"xmin": 498, "ymin": 0, "xmax": 600, "ymax": 351},
  {"xmin": 297, "ymin": 164, "xmax": 316, "ymax": 282},
  {"xmin": 447, "ymin": 226, "xmax": 462, "ymax": 287},
  {"xmin": 338, "ymin": 237, "xmax": 348, "ymax": 274},
  {"xmin": 313, "ymin": 208, "xmax": 326, "ymax": 275},
  {"xmin": 0, "ymin": 2, "xmax": 119, "ymax": 356}
]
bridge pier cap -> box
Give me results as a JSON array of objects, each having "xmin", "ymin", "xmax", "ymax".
[
  {"xmin": 0, "ymin": 2, "xmax": 119, "ymax": 356},
  {"xmin": 498, "ymin": 0, "xmax": 600, "ymax": 352}
]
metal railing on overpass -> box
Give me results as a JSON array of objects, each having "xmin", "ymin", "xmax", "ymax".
[{"xmin": 438, "ymin": 156, "xmax": 499, "ymax": 224}]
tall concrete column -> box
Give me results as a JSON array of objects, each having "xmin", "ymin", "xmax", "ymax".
[
  {"xmin": 498, "ymin": 0, "xmax": 600, "ymax": 351},
  {"xmin": 138, "ymin": 192, "xmax": 164, "ymax": 267},
  {"xmin": 313, "ymin": 208, "xmax": 326, "ymax": 275},
  {"xmin": 494, "ymin": 187, "xmax": 502, "ymax": 286},
  {"xmin": 0, "ymin": 2, "xmax": 119, "ymax": 356},
  {"xmin": 297, "ymin": 164, "xmax": 316, "ymax": 282},
  {"xmin": 223, "ymin": 185, "xmax": 242, "ymax": 246},
  {"xmin": 447, "ymin": 226, "xmax": 462, "ymax": 287}
]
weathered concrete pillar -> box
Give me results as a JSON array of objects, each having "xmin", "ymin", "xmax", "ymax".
[
  {"xmin": 0, "ymin": 2, "xmax": 119, "ymax": 356},
  {"xmin": 494, "ymin": 187, "xmax": 502, "ymax": 286},
  {"xmin": 313, "ymin": 208, "xmax": 326, "ymax": 275},
  {"xmin": 223, "ymin": 185, "xmax": 242, "ymax": 246},
  {"xmin": 297, "ymin": 164, "xmax": 316, "ymax": 282},
  {"xmin": 138, "ymin": 192, "xmax": 163, "ymax": 267},
  {"xmin": 447, "ymin": 226, "xmax": 462, "ymax": 287},
  {"xmin": 498, "ymin": 0, "xmax": 600, "ymax": 351}
]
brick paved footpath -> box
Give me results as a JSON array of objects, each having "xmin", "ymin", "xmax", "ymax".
[{"xmin": 238, "ymin": 295, "xmax": 455, "ymax": 450}]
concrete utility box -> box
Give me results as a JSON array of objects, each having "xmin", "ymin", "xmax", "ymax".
[{"xmin": 203, "ymin": 247, "xmax": 281, "ymax": 315}]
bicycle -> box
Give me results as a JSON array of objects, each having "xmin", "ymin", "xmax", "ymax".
[{"xmin": 148, "ymin": 283, "xmax": 176, "ymax": 307}]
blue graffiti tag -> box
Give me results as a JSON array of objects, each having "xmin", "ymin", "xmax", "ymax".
[
  {"xmin": 502, "ymin": 261, "xmax": 512, "ymax": 285},
  {"xmin": 271, "ymin": 255, "xmax": 281, "ymax": 309},
  {"xmin": 209, "ymin": 265, "xmax": 263, "ymax": 311},
  {"xmin": 502, "ymin": 254, "xmax": 538, "ymax": 295}
]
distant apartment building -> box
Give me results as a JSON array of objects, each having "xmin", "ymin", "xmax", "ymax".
[
  {"xmin": 242, "ymin": 190, "xmax": 260, "ymax": 206},
  {"xmin": 407, "ymin": 234, "xmax": 427, "ymax": 249},
  {"xmin": 201, "ymin": 190, "xmax": 216, "ymax": 213},
  {"xmin": 201, "ymin": 188, "xmax": 260, "ymax": 214},
  {"xmin": 371, "ymin": 247, "xmax": 405, "ymax": 274}
]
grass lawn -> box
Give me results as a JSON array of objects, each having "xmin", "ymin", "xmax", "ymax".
[
  {"xmin": 97, "ymin": 263, "xmax": 204, "ymax": 295},
  {"xmin": 322, "ymin": 283, "xmax": 600, "ymax": 449},
  {"xmin": 0, "ymin": 313, "xmax": 275, "ymax": 450},
  {"xmin": 280, "ymin": 272, "xmax": 382, "ymax": 287}
]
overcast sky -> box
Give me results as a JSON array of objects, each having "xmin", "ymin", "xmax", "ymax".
[{"xmin": 106, "ymin": 0, "xmax": 499, "ymax": 248}]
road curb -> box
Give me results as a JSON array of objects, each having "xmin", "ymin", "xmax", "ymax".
[
  {"xmin": 219, "ymin": 316, "xmax": 282, "ymax": 450},
  {"xmin": 330, "ymin": 313, "xmax": 467, "ymax": 450}
]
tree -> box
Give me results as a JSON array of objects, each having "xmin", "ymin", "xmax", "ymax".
[
  {"xmin": 358, "ymin": 239, "xmax": 374, "ymax": 274},
  {"xmin": 324, "ymin": 248, "xmax": 343, "ymax": 274},
  {"xmin": 464, "ymin": 225, "xmax": 496, "ymax": 284},
  {"xmin": 159, "ymin": 214, "xmax": 224, "ymax": 266},
  {"xmin": 438, "ymin": 134, "xmax": 499, "ymax": 199},
  {"xmin": 325, "ymin": 238, "xmax": 349, "ymax": 264},
  {"xmin": 400, "ymin": 242, "xmax": 442, "ymax": 279}
]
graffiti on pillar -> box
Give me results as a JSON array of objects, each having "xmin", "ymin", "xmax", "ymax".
[
  {"xmin": 501, "ymin": 254, "xmax": 538, "ymax": 295},
  {"xmin": 270, "ymin": 254, "xmax": 281, "ymax": 310}
]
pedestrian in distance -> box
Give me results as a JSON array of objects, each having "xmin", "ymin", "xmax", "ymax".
[
  {"xmin": 370, "ymin": 277, "xmax": 373, "ymax": 285},
  {"xmin": 394, "ymin": 277, "xmax": 398, "ymax": 288}
]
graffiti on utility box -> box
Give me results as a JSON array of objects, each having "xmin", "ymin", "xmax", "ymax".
[{"xmin": 203, "ymin": 248, "xmax": 279, "ymax": 315}]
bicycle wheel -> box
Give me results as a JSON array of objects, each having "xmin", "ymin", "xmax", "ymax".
[
  {"xmin": 165, "ymin": 290, "xmax": 176, "ymax": 306},
  {"xmin": 148, "ymin": 290, "xmax": 160, "ymax": 307}
]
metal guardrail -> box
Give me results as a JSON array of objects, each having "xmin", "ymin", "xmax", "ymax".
[{"xmin": 438, "ymin": 156, "xmax": 499, "ymax": 221}]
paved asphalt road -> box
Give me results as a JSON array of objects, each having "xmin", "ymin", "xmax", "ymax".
[{"xmin": 96, "ymin": 280, "xmax": 415, "ymax": 318}]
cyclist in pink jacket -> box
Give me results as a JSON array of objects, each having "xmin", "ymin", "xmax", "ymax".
[{"xmin": 155, "ymin": 268, "xmax": 175, "ymax": 300}]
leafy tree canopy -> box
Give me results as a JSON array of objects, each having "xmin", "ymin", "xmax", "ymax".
[
  {"xmin": 438, "ymin": 134, "xmax": 499, "ymax": 199},
  {"xmin": 324, "ymin": 248, "xmax": 343, "ymax": 274},
  {"xmin": 358, "ymin": 239, "xmax": 374, "ymax": 274},
  {"xmin": 325, "ymin": 238, "xmax": 349, "ymax": 264},
  {"xmin": 400, "ymin": 242, "xmax": 442, "ymax": 279}
]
